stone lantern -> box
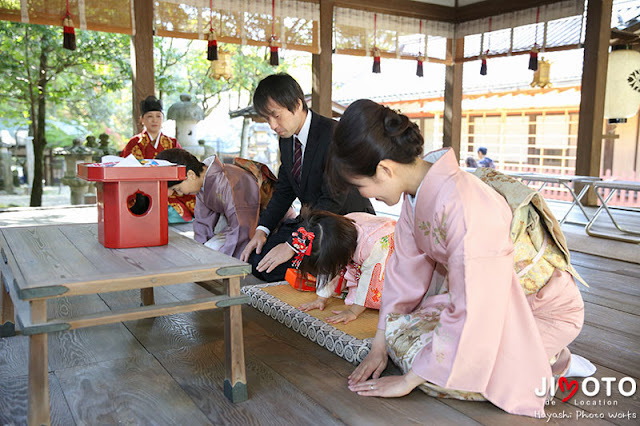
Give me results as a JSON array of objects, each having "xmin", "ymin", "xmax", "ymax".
[
  {"xmin": 98, "ymin": 133, "xmax": 118, "ymax": 158},
  {"xmin": 167, "ymin": 94, "xmax": 205, "ymax": 158},
  {"xmin": 54, "ymin": 138, "xmax": 100, "ymax": 205}
]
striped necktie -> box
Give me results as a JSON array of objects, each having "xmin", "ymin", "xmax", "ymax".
[{"xmin": 291, "ymin": 136, "xmax": 302, "ymax": 185}]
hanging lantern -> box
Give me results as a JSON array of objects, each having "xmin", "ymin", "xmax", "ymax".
[
  {"xmin": 604, "ymin": 45, "xmax": 640, "ymax": 123},
  {"xmin": 530, "ymin": 57, "xmax": 552, "ymax": 89},
  {"xmin": 416, "ymin": 55, "xmax": 424, "ymax": 77},
  {"xmin": 211, "ymin": 49, "xmax": 233, "ymax": 80}
]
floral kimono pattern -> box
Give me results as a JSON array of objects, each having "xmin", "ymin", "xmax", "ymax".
[{"xmin": 316, "ymin": 213, "xmax": 396, "ymax": 309}]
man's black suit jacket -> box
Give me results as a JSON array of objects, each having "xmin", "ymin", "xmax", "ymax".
[{"xmin": 258, "ymin": 110, "xmax": 374, "ymax": 231}]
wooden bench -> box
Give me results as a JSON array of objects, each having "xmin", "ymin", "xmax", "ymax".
[
  {"xmin": 0, "ymin": 223, "xmax": 251, "ymax": 425},
  {"xmin": 585, "ymin": 180, "xmax": 640, "ymax": 243}
]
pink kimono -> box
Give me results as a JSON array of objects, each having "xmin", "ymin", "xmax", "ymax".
[
  {"xmin": 379, "ymin": 148, "xmax": 584, "ymax": 417},
  {"xmin": 317, "ymin": 213, "xmax": 396, "ymax": 309},
  {"xmin": 193, "ymin": 156, "xmax": 260, "ymax": 258}
]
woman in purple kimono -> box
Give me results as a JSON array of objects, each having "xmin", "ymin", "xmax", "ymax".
[
  {"xmin": 327, "ymin": 100, "xmax": 590, "ymax": 417},
  {"xmin": 156, "ymin": 149, "xmax": 260, "ymax": 259}
]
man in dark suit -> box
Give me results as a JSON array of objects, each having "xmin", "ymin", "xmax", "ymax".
[{"xmin": 240, "ymin": 73, "xmax": 374, "ymax": 281}]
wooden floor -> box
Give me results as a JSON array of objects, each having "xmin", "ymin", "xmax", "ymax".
[{"xmin": 0, "ymin": 204, "xmax": 639, "ymax": 425}]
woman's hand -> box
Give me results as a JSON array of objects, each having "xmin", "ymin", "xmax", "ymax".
[
  {"xmin": 298, "ymin": 296, "xmax": 328, "ymax": 312},
  {"xmin": 326, "ymin": 304, "xmax": 366, "ymax": 324},
  {"xmin": 348, "ymin": 330, "xmax": 387, "ymax": 385},
  {"xmin": 348, "ymin": 370, "xmax": 425, "ymax": 398},
  {"xmin": 256, "ymin": 243, "xmax": 295, "ymax": 273}
]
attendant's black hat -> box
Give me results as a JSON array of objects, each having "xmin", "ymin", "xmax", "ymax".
[{"xmin": 140, "ymin": 96, "xmax": 163, "ymax": 116}]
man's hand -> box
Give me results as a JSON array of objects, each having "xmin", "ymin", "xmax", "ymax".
[
  {"xmin": 256, "ymin": 243, "xmax": 295, "ymax": 273},
  {"xmin": 240, "ymin": 229, "xmax": 268, "ymax": 262}
]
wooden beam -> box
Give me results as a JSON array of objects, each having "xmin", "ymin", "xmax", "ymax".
[
  {"xmin": 312, "ymin": 0, "xmax": 334, "ymax": 117},
  {"xmin": 455, "ymin": 0, "xmax": 563, "ymax": 23},
  {"xmin": 131, "ymin": 0, "xmax": 155, "ymax": 135},
  {"xmin": 443, "ymin": 37, "xmax": 464, "ymax": 160},
  {"xmin": 334, "ymin": 0, "xmax": 455, "ymax": 22},
  {"xmin": 576, "ymin": 0, "xmax": 613, "ymax": 205}
]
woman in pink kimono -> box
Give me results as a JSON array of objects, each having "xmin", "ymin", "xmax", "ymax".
[
  {"xmin": 295, "ymin": 211, "xmax": 396, "ymax": 324},
  {"xmin": 156, "ymin": 148, "xmax": 260, "ymax": 259},
  {"xmin": 329, "ymin": 100, "xmax": 589, "ymax": 417}
]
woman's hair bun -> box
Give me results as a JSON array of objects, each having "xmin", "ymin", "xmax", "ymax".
[{"xmin": 383, "ymin": 107, "xmax": 411, "ymax": 137}]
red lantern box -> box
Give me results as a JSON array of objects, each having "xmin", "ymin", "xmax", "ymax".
[{"xmin": 77, "ymin": 163, "xmax": 186, "ymax": 248}]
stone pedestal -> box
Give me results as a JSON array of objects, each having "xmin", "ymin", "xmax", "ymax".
[{"xmin": 54, "ymin": 138, "xmax": 100, "ymax": 205}]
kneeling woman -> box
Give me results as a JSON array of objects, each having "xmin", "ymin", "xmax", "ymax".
[
  {"xmin": 333, "ymin": 100, "xmax": 588, "ymax": 417},
  {"xmin": 156, "ymin": 149, "xmax": 262, "ymax": 259}
]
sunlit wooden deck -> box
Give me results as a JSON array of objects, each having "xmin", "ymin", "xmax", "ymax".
[{"xmin": 0, "ymin": 202, "xmax": 638, "ymax": 425}]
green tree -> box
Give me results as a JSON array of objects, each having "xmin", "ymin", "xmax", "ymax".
[{"xmin": 0, "ymin": 21, "xmax": 130, "ymax": 206}]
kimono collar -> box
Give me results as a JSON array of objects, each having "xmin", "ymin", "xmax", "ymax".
[
  {"xmin": 142, "ymin": 129, "xmax": 164, "ymax": 149},
  {"xmin": 200, "ymin": 155, "xmax": 224, "ymax": 189},
  {"xmin": 415, "ymin": 147, "xmax": 461, "ymax": 205}
]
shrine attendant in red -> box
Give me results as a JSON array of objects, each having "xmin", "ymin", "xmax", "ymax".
[{"xmin": 122, "ymin": 95, "xmax": 196, "ymax": 222}]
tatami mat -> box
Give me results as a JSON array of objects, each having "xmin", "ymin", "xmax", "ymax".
[{"xmin": 242, "ymin": 283, "xmax": 376, "ymax": 364}]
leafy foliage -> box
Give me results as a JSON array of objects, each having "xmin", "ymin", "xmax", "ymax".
[{"xmin": 0, "ymin": 20, "xmax": 131, "ymax": 205}]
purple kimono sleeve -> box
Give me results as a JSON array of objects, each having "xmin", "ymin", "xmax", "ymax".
[{"xmin": 193, "ymin": 192, "xmax": 221, "ymax": 244}]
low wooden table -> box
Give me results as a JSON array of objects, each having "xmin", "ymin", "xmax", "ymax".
[{"xmin": 0, "ymin": 223, "xmax": 251, "ymax": 425}]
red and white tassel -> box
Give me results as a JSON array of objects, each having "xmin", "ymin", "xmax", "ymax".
[
  {"xmin": 480, "ymin": 55, "xmax": 487, "ymax": 75},
  {"xmin": 269, "ymin": 37, "xmax": 279, "ymax": 66},
  {"xmin": 416, "ymin": 55, "xmax": 424, "ymax": 77},
  {"xmin": 207, "ymin": 30, "xmax": 218, "ymax": 61},
  {"xmin": 528, "ymin": 45, "xmax": 539, "ymax": 71},
  {"xmin": 63, "ymin": 15, "xmax": 76, "ymax": 51},
  {"xmin": 372, "ymin": 47, "xmax": 381, "ymax": 73}
]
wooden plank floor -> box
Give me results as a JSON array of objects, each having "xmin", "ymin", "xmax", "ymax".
[{"xmin": 0, "ymin": 205, "xmax": 639, "ymax": 425}]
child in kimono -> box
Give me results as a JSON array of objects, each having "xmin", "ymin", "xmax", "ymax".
[
  {"xmin": 122, "ymin": 96, "xmax": 195, "ymax": 223},
  {"xmin": 155, "ymin": 148, "xmax": 261, "ymax": 259},
  {"xmin": 293, "ymin": 210, "xmax": 396, "ymax": 324},
  {"xmin": 327, "ymin": 99, "xmax": 592, "ymax": 417}
]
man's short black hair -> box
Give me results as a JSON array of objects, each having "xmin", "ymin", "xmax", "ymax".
[
  {"xmin": 477, "ymin": 146, "xmax": 488, "ymax": 155},
  {"xmin": 253, "ymin": 73, "xmax": 308, "ymax": 117}
]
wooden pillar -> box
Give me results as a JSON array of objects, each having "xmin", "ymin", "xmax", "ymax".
[
  {"xmin": 443, "ymin": 37, "xmax": 464, "ymax": 160},
  {"xmin": 312, "ymin": 0, "xmax": 334, "ymax": 118},
  {"xmin": 131, "ymin": 0, "xmax": 155, "ymax": 135},
  {"xmin": 576, "ymin": 0, "xmax": 613, "ymax": 204}
]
